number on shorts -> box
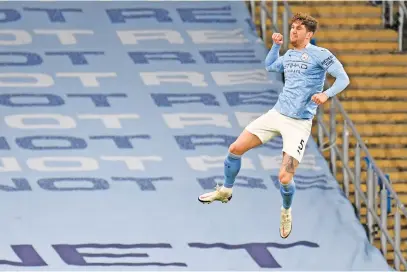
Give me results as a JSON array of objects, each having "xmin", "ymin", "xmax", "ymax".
[{"xmin": 297, "ymin": 139, "xmax": 304, "ymax": 155}]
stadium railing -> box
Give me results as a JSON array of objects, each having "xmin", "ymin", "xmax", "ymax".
[
  {"xmin": 247, "ymin": 0, "xmax": 407, "ymax": 269},
  {"xmin": 381, "ymin": 0, "xmax": 407, "ymax": 51}
]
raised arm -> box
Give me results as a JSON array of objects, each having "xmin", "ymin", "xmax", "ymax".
[{"xmin": 265, "ymin": 33, "xmax": 285, "ymax": 73}]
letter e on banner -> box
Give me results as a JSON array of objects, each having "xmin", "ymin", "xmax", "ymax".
[
  {"xmin": 211, "ymin": 69, "xmax": 271, "ymax": 86},
  {"xmin": 52, "ymin": 243, "xmax": 187, "ymax": 267},
  {"xmin": 188, "ymin": 29, "xmax": 248, "ymax": 44},
  {"xmin": 117, "ymin": 30, "xmax": 184, "ymax": 45},
  {"xmin": 163, "ymin": 113, "xmax": 231, "ymax": 128},
  {"xmin": 140, "ymin": 72, "xmax": 207, "ymax": 87},
  {"xmin": 186, "ymin": 156, "xmax": 255, "ymax": 171}
]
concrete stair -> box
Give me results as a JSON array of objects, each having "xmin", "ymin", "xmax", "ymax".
[{"xmin": 249, "ymin": 0, "xmax": 407, "ymax": 269}]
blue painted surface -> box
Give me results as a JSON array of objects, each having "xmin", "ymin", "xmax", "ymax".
[{"xmin": 0, "ymin": 1, "xmax": 391, "ymax": 270}]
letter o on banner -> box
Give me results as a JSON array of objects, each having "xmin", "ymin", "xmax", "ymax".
[
  {"xmin": 5, "ymin": 114, "xmax": 76, "ymax": 129},
  {"xmin": 38, "ymin": 177, "xmax": 109, "ymax": 191},
  {"xmin": 16, "ymin": 136, "xmax": 87, "ymax": 150},
  {"xmin": 27, "ymin": 157, "xmax": 98, "ymax": 172}
]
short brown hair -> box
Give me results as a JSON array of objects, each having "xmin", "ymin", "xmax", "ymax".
[{"xmin": 290, "ymin": 12, "xmax": 318, "ymax": 33}]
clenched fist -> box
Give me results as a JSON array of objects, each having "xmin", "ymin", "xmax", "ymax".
[
  {"xmin": 272, "ymin": 33, "xmax": 283, "ymax": 45},
  {"xmin": 311, "ymin": 93, "xmax": 329, "ymax": 105}
]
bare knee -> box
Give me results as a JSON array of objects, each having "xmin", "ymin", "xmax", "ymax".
[
  {"xmin": 229, "ymin": 142, "xmax": 245, "ymax": 155},
  {"xmin": 228, "ymin": 130, "xmax": 262, "ymax": 156},
  {"xmin": 279, "ymin": 171, "xmax": 293, "ymax": 185},
  {"xmin": 279, "ymin": 153, "xmax": 298, "ymax": 184}
]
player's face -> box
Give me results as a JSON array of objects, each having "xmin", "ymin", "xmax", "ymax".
[{"xmin": 290, "ymin": 21, "xmax": 312, "ymax": 47}]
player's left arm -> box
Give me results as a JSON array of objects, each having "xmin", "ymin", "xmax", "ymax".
[{"xmin": 312, "ymin": 49, "xmax": 350, "ymax": 105}]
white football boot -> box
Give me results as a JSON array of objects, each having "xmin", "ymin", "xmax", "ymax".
[
  {"xmin": 280, "ymin": 206, "xmax": 292, "ymax": 238},
  {"xmin": 198, "ymin": 184, "xmax": 233, "ymax": 204}
]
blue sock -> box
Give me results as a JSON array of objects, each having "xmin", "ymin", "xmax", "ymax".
[
  {"xmin": 223, "ymin": 152, "xmax": 241, "ymax": 188},
  {"xmin": 280, "ymin": 179, "xmax": 296, "ymax": 209}
]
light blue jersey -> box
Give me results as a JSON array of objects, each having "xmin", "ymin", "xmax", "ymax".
[{"xmin": 265, "ymin": 42, "xmax": 350, "ymax": 120}]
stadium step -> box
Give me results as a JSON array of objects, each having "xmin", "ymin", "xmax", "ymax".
[
  {"xmin": 323, "ymin": 100, "xmax": 407, "ymax": 112},
  {"xmin": 348, "ymin": 184, "xmax": 406, "ymax": 196},
  {"xmin": 334, "ymin": 167, "xmax": 407, "ymax": 185},
  {"xmin": 316, "ymin": 41, "xmax": 398, "ymax": 51},
  {"xmin": 255, "ymin": 4, "xmax": 382, "ymax": 17},
  {"xmin": 345, "ymin": 66, "xmax": 407, "ymax": 76},
  {"xmin": 286, "ymin": 0, "xmax": 385, "ymax": 6},
  {"xmin": 324, "ymin": 158, "xmax": 407, "ymax": 191},
  {"xmin": 334, "ymin": 171, "xmax": 407, "ymax": 184},
  {"xmin": 328, "ymin": 76, "xmax": 407, "ymax": 89},
  {"xmin": 346, "ymin": 191, "xmax": 407, "ymax": 225},
  {"xmin": 314, "ymin": 30, "xmax": 398, "ymax": 41},
  {"xmin": 284, "ymin": 41, "xmax": 398, "ymax": 52},
  {"xmin": 322, "ymin": 113, "xmax": 407, "ymax": 123},
  {"xmin": 340, "ymin": 89, "xmax": 407, "ymax": 99},
  {"xmin": 346, "ymin": 194, "xmax": 407, "ymax": 216},
  {"xmin": 275, "ymin": 5, "xmax": 382, "ymax": 16},
  {"xmin": 334, "ymin": 163, "xmax": 407, "ymax": 185},
  {"xmin": 319, "ymin": 136, "xmax": 407, "ymax": 151},
  {"xmin": 346, "ymin": 146, "xmax": 407, "ymax": 159},
  {"xmin": 254, "ymin": 17, "xmax": 383, "ymax": 31},
  {"xmin": 338, "ymin": 54, "xmax": 407, "ymax": 65},
  {"xmin": 335, "ymin": 160, "xmax": 407, "ymax": 170},
  {"xmin": 333, "ymin": 136, "xmax": 407, "ymax": 147},
  {"xmin": 355, "ymin": 203, "xmax": 407, "ymax": 223},
  {"xmin": 333, "ymin": 123, "xmax": 407, "ymax": 137}
]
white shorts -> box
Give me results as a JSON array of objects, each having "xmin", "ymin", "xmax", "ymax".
[{"xmin": 245, "ymin": 108, "xmax": 312, "ymax": 163}]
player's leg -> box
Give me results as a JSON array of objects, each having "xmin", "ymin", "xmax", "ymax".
[
  {"xmin": 198, "ymin": 129, "xmax": 263, "ymax": 204},
  {"xmin": 279, "ymin": 152, "xmax": 300, "ymax": 238},
  {"xmin": 278, "ymin": 116, "xmax": 312, "ymax": 238},
  {"xmin": 223, "ymin": 129, "xmax": 263, "ymax": 187},
  {"xmin": 198, "ymin": 111, "xmax": 279, "ymax": 204}
]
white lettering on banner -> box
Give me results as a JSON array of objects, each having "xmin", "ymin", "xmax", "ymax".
[
  {"xmin": 187, "ymin": 29, "xmax": 248, "ymax": 44},
  {"xmin": 234, "ymin": 112, "xmax": 263, "ymax": 127},
  {"xmin": 297, "ymin": 154, "xmax": 323, "ymax": 171},
  {"xmin": 100, "ymin": 156, "xmax": 162, "ymax": 170},
  {"xmin": 0, "ymin": 72, "xmax": 269, "ymax": 88},
  {"xmin": 140, "ymin": 72, "xmax": 207, "ymax": 87},
  {"xmin": 27, "ymin": 157, "xmax": 99, "ymax": 172},
  {"xmin": 77, "ymin": 114, "xmax": 139, "ymax": 129},
  {"xmin": 259, "ymin": 154, "xmax": 322, "ymax": 171},
  {"xmin": 163, "ymin": 113, "xmax": 232, "ymax": 128},
  {"xmin": 55, "ymin": 73, "xmax": 117, "ymax": 87},
  {"xmin": 211, "ymin": 70, "xmax": 272, "ymax": 86},
  {"xmin": 0, "ymin": 157, "xmax": 22, "ymax": 172},
  {"xmin": 4, "ymin": 114, "xmax": 140, "ymax": 129},
  {"xmin": 0, "ymin": 156, "xmax": 163, "ymax": 172},
  {"xmin": 117, "ymin": 30, "xmax": 184, "ymax": 44},
  {"xmin": 5, "ymin": 114, "xmax": 76, "ymax": 129},
  {"xmin": 33, "ymin": 29, "xmax": 94, "ymax": 45},
  {"xmin": 258, "ymin": 154, "xmax": 281, "ymax": 170},
  {"xmin": 0, "ymin": 30, "xmax": 32, "ymax": 45},
  {"xmin": 0, "ymin": 73, "xmax": 53, "ymax": 87},
  {"xmin": 186, "ymin": 156, "xmax": 255, "ymax": 171}
]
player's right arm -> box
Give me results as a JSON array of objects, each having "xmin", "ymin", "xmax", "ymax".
[{"xmin": 265, "ymin": 33, "xmax": 284, "ymax": 73}]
